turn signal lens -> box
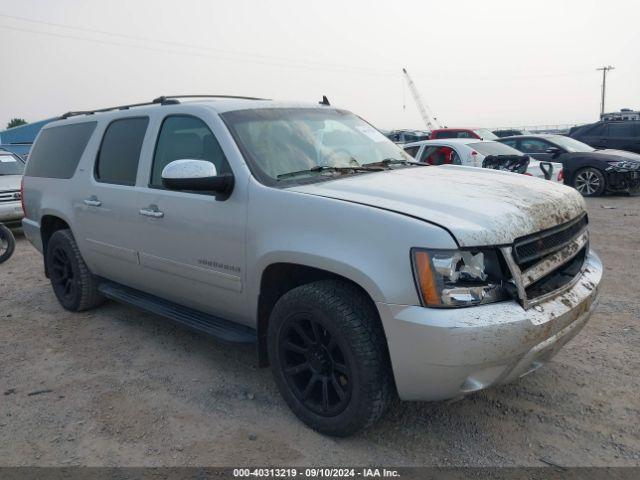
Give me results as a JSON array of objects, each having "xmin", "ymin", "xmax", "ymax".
[{"xmin": 413, "ymin": 251, "xmax": 441, "ymax": 306}]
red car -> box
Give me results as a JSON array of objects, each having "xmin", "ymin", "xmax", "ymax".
[{"xmin": 429, "ymin": 128, "xmax": 499, "ymax": 140}]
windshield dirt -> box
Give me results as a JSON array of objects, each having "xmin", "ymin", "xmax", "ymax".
[{"xmin": 221, "ymin": 108, "xmax": 414, "ymax": 184}]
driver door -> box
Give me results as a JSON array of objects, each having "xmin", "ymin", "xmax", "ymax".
[{"xmin": 135, "ymin": 114, "xmax": 248, "ymax": 324}]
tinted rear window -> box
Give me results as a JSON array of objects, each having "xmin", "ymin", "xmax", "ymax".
[
  {"xmin": 25, "ymin": 122, "xmax": 97, "ymax": 178},
  {"xmin": 95, "ymin": 117, "xmax": 149, "ymax": 185},
  {"xmin": 608, "ymin": 122, "xmax": 635, "ymax": 137}
]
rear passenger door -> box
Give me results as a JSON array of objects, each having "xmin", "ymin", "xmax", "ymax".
[
  {"xmin": 606, "ymin": 122, "xmax": 637, "ymax": 152},
  {"xmin": 135, "ymin": 114, "xmax": 247, "ymax": 323},
  {"xmin": 74, "ymin": 117, "xmax": 149, "ymax": 285}
]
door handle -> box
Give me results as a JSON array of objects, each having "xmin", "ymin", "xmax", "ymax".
[
  {"xmin": 83, "ymin": 196, "xmax": 102, "ymax": 207},
  {"xmin": 139, "ymin": 205, "xmax": 164, "ymax": 218}
]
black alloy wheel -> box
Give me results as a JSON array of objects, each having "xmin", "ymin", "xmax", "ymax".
[
  {"xmin": 49, "ymin": 243, "xmax": 78, "ymax": 304},
  {"xmin": 279, "ymin": 314, "xmax": 352, "ymax": 416}
]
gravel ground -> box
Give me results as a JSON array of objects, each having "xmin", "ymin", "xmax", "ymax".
[{"xmin": 0, "ymin": 196, "xmax": 639, "ymax": 467}]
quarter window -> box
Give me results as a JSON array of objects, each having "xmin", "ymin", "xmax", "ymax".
[
  {"xmin": 150, "ymin": 115, "xmax": 229, "ymax": 189},
  {"xmin": 95, "ymin": 117, "xmax": 149, "ymax": 185},
  {"xmin": 25, "ymin": 122, "xmax": 97, "ymax": 179},
  {"xmin": 586, "ymin": 123, "xmax": 607, "ymax": 136}
]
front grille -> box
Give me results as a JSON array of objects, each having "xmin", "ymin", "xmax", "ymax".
[
  {"xmin": 513, "ymin": 213, "xmax": 588, "ymax": 266},
  {"xmin": 0, "ymin": 190, "xmax": 20, "ymax": 203},
  {"xmin": 502, "ymin": 213, "xmax": 590, "ymax": 309}
]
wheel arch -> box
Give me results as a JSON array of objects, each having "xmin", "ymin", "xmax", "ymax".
[
  {"xmin": 40, "ymin": 213, "xmax": 73, "ymax": 277},
  {"xmin": 255, "ymin": 261, "xmax": 386, "ymax": 368}
]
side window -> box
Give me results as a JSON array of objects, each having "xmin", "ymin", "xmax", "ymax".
[
  {"xmin": 456, "ymin": 131, "xmax": 473, "ymax": 138},
  {"xmin": 501, "ymin": 139, "xmax": 518, "ymax": 148},
  {"xmin": 403, "ymin": 145, "xmax": 420, "ymax": 158},
  {"xmin": 608, "ymin": 123, "xmax": 634, "ymax": 137},
  {"xmin": 25, "ymin": 122, "xmax": 97, "ymax": 179},
  {"xmin": 95, "ymin": 117, "xmax": 149, "ymax": 185},
  {"xmin": 519, "ymin": 139, "xmax": 551, "ymax": 153},
  {"xmin": 420, "ymin": 145, "xmax": 455, "ymax": 165},
  {"xmin": 151, "ymin": 115, "xmax": 229, "ymax": 189}
]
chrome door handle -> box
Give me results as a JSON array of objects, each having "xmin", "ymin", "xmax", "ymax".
[
  {"xmin": 139, "ymin": 206, "xmax": 164, "ymax": 218},
  {"xmin": 83, "ymin": 196, "xmax": 102, "ymax": 207}
]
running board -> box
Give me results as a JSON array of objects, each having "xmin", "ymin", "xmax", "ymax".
[{"xmin": 97, "ymin": 281, "xmax": 257, "ymax": 344}]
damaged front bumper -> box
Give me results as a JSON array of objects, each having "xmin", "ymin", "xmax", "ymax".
[
  {"xmin": 606, "ymin": 165, "xmax": 640, "ymax": 194},
  {"xmin": 377, "ymin": 249, "xmax": 602, "ymax": 401}
]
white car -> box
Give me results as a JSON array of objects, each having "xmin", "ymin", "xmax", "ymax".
[{"xmin": 403, "ymin": 138, "xmax": 564, "ymax": 183}]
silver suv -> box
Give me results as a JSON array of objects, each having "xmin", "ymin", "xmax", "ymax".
[{"xmin": 22, "ymin": 95, "xmax": 602, "ymax": 436}]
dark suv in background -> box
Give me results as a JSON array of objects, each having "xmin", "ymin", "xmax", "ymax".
[{"xmin": 570, "ymin": 120, "xmax": 640, "ymax": 154}]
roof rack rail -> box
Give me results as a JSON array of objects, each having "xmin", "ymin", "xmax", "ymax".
[
  {"xmin": 154, "ymin": 94, "xmax": 269, "ymax": 102},
  {"xmin": 60, "ymin": 94, "xmax": 267, "ymax": 119}
]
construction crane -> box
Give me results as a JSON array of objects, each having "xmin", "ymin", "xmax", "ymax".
[{"xmin": 402, "ymin": 68, "xmax": 441, "ymax": 130}]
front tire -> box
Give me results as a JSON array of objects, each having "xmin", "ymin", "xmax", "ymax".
[
  {"xmin": 46, "ymin": 229, "xmax": 103, "ymax": 311},
  {"xmin": 573, "ymin": 167, "xmax": 606, "ymax": 196},
  {"xmin": 267, "ymin": 280, "xmax": 394, "ymax": 436}
]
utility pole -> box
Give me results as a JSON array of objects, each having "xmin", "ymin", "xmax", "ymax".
[{"xmin": 596, "ymin": 65, "xmax": 615, "ymax": 117}]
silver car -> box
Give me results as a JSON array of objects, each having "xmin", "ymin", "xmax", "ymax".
[
  {"xmin": 0, "ymin": 151, "xmax": 25, "ymax": 226},
  {"xmin": 22, "ymin": 96, "xmax": 602, "ymax": 436}
]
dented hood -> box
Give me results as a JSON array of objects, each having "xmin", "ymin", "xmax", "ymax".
[{"xmin": 288, "ymin": 165, "xmax": 585, "ymax": 246}]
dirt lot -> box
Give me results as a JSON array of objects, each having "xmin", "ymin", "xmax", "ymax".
[{"xmin": 1, "ymin": 196, "xmax": 639, "ymax": 467}]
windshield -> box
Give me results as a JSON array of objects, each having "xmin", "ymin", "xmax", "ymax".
[
  {"xmin": 0, "ymin": 154, "xmax": 25, "ymax": 175},
  {"xmin": 550, "ymin": 136, "xmax": 595, "ymax": 153},
  {"xmin": 221, "ymin": 108, "xmax": 414, "ymax": 184},
  {"xmin": 469, "ymin": 141, "xmax": 523, "ymax": 156},
  {"xmin": 473, "ymin": 129, "xmax": 499, "ymax": 140}
]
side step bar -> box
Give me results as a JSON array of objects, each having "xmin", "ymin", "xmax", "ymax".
[{"xmin": 97, "ymin": 281, "xmax": 257, "ymax": 344}]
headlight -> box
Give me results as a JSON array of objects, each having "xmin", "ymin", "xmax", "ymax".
[{"xmin": 411, "ymin": 248, "xmax": 511, "ymax": 308}]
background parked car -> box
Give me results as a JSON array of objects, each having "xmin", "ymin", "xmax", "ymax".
[
  {"xmin": 569, "ymin": 120, "xmax": 640, "ymax": 154},
  {"xmin": 402, "ymin": 138, "xmax": 563, "ymax": 183},
  {"xmin": 493, "ymin": 129, "xmax": 532, "ymax": 138},
  {"xmin": 0, "ymin": 151, "xmax": 25, "ymax": 227},
  {"xmin": 385, "ymin": 129, "xmax": 431, "ymax": 144},
  {"xmin": 429, "ymin": 128, "xmax": 498, "ymax": 140},
  {"xmin": 498, "ymin": 134, "xmax": 640, "ymax": 196}
]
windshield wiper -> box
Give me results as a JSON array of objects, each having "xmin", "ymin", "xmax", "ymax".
[
  {"xmin": 368, "ymin": 158, "xmax": 427, "ymax": 168},
  {"xmin": 277, "ymin": 164, "xmax": 383, "ymax": 180}
]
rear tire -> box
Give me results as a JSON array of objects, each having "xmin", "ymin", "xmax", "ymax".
[
  {"xmin": 267, "ymin": 280, "xmax": 394, "ymax": 436},
  {"xmin": 573, "ymin": 167, "xmax": 606, "ymax": 197},
  {"xmin": 0, "ymin": 224, "xmax": 16, "ymax": 264},
  {"xmin": 46, "ymin": 229, "xmax": 104, "ymax": 311}
]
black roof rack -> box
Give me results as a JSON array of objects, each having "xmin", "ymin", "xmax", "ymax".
[{"xmin": 60, "ymin": 94, "xmax": 268, "ymax": 119}]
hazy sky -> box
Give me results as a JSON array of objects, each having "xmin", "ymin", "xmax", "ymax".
[{"xmin": 1, "ymin": 0, "xmax": 638, "ymax": 131}]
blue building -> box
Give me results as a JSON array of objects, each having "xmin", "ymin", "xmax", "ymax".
[{"xmin": 0, "ymin": 118, "xmax": 56, "ymax": 158}]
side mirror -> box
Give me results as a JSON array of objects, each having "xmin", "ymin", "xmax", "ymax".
[
  {"xmin": 545, "ymin": 147, "xmax": 561, "ymax": 156},
  {"xmin": 161, "ymin": 159, "xmax": 234, "ymax": 199}
]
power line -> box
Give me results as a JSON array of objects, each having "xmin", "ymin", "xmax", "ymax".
[{"xmin": 0, "ymin": 13, "xmax": 399, "ymax": 77}]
